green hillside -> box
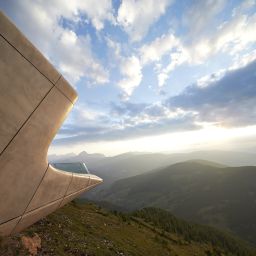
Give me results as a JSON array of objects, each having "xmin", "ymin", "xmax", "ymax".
[
  {"xmin": 84, "ymin": 151, "xmax": 256, "ymax": 200},
  {"xmin": 0, "ymin": 201, "xmax": 254, "ymax": 256},
  {"xmin": 100, "ymin": 161, "xmax": 256, "ymax": 245}
]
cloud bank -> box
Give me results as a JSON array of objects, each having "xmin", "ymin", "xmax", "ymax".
[{"xmin": 53, "ymin": 59, "xmax": 256, "ymax": 146}]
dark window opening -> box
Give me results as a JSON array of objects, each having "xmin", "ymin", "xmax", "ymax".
[{"xmin": 52, "ymin": 162, "xmax": 90, "ymax": 174}]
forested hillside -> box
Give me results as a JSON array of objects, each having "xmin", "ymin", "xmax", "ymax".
[
  {"xmin": 100, "ymin": 161, "xmax": 256, "ymax": 245},
  {"xmin": 0, "ymin": 201, "xmax": 254, "ymax": 256}
]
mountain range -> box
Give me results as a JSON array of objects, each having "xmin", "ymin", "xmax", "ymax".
[
  {"xmin": 48, "ymin": 150, "xmax": 256, "ymax": 245},
  {"xmin": 98, "ymin": 161, "xmax": 256, "ymax": 245},
  {"xmin": 49, "ymin": 150, "xmax": 256, "ymax": 189}
]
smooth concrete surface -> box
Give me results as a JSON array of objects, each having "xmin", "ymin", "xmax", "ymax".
[
  {"xmin": 0, "ymin": 12, "xmax": 102, "ymax": 236},
  {"xmin": 0, "ymin": 87, "xmax": 72, "ymax": 224},
  {"xmin": 60, "ymin": 188, "xmax": 90, "ymax": 208},
  {"xmin": 89, "ymin": 175, "xmax": 103, "ymax": 186},
  {"xmin": 0, "ymin": 217, "xmax": 21, "ymax": 237},
  {"xmin": 12, "ymin": 199, "xmax": 62, "ymax": 234},
  {"xmin": 0, "ymin": 12, "xmax": 60, "ymax": 84},
  {"xmin": 26, "ymin": 165, "xmax": 73, "ymax": 212},
  {"xmin": 0, "ymin": 36, "xmax": 52, "ymax": 154},
  {"xmin": 56, "ymin": 76, "xmax": 78, "ymax": 104},
  {"xmin": 66, "ymin": 174, "xmax": 90, "ymax": 195}
]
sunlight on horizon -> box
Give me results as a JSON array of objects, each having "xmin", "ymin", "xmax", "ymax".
[{"xmin": 49, "ymin": 125, "xmax": 256, "ymax": 156}]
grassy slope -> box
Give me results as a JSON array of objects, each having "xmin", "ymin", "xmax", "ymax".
[
  {"xmin": 1, "ymin": 201, "xmax": 255, "ymax": 256},
  {"xmin": 101, "ymin": 162, "xmax": 256, "ymax": 244}
]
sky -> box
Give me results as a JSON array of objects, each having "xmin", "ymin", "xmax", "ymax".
[{"xmin": 1, "ymin": 0, "xmax": 256, "ymax": 156}]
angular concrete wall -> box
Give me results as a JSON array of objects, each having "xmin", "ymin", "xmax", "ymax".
[{"xmin": 0, "ymin": 12, "xmax": 102, "ymax": 236}]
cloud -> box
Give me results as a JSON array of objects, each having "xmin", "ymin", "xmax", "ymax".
[
  {"xmin": 54, "ymin": 59, "xmax": 256, "ymax": 146},
  {"xmin": 232, "ymin": 0, "xmax": 256, "ymax": 16},
  {"xmin": 140, "ymin": 33, "xmax": 179, "ymax": 65},
  {"xmin": 117, "ymin": 56, "xmax": 142, "ymax": 99},
  {"xmin": 53, "ymin": 99, "xmax": 198, "ymax": 146},
  {"xmin": 166, "ymin": 59, "xmax": 256, "ymax": 127},
  {"xmin": 154, "ymin": 9, "xmax": 256, "ymax": 87},
  {"xmin": 183, "ymin": 3, "xmax": 256, "ymax": 62},
  {"xmin": 138, "ymin": 32, "xmax": 190, "ymax": 88},
  {"xmin": 111, "ymin": 102, "xmax": 196, "ymax": 127},
  {"xmin": 54, "ymin": 108, "xmax": 198, "ymax": 145},
  {"xmin": 1, "ymin": 0, "xmax": 111, "ymax": 85},
  {"xmin": 183, "ymin": 0, "xmax": 227, "ymax": 40},
  {"xmin": 157, "ymin": 48, "xmax": 189, "ymax": 87},
  {"xmin": 231, "ymin": 49, "xmax": 256, "ymax": 70},
  {"xmin": 3, "ymin": 0, "xmax": 256, "ymax": 150},
  {"xmin": 111, "ymin": 101, "xmax": 147, "ymax": 116},
  {"xmin": 135, "ymin": 0, "xmax": 256, "ymax": 89},
  {"xmin": 53, "ymin": 116, "xmax": 198, "ymax": 146},
  {"xmin": 196, "ymin": 49, "xmax": 256, "ymax": 88},
  {"xmin": 105, "ymin": 37, "xmax": 145, "ymax": 99},
  {"xmin": 106, "ymin": 37, "xmax": 122, "ymax": 61},
  {"xmin": 213, "ymin": 14, "xmax": 256, "ymax": 56},
  {"xmin": 56, "ymin": 103, "xmax": 114, "ymax": 140},
  {"xmin": 55, "ymin": 30, "xmax": 109, "ymax": 84},
  {"xmin": 73, "ymin": 0, "xmax": 115, "ymax": 30},
  {"xmin": 117, "ymin": 0, "xmax": 173, "ymax": 42}
]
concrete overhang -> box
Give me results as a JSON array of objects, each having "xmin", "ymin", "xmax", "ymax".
[{"xmin": 0, "ymin": 11, "xmax": 103, "ymax": 236}]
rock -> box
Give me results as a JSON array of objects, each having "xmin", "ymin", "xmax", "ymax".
[{"xmin": 21, "ymin": 233, "xmax": 41, "ymax": 256}]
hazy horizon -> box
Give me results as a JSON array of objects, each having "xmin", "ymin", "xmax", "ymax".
[{"xmin": 48, "ymin": 148, "xmax": 256, "ymax": 159}]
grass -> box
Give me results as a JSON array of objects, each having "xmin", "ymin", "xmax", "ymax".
[{"xmin": 0, "ymin": 201, "xmax": 254, "ymax": 256}]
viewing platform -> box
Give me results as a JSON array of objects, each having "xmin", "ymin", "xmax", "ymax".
[{"xmin": 0, "ymin": 11, "xmax": 102, "ymax": 236}]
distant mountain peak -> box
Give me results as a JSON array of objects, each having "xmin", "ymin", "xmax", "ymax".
[
  {"xmin": 78, "ymin": 151, "xmax": 89, "ymax": 156},
  {"xmin": 78, "ymin": 151, "xmax": 105, "ymax": 158},
  {"xmin": 183, "ymin": 159, "xmax": 227, "ymax": 168}
]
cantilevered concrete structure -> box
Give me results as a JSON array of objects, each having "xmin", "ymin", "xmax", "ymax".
[{"xmin": 0, "ymin": 12, "xmax": 102, "ymax": 236}]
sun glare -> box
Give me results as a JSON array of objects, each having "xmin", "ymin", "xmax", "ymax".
[{"xmin": 49, "ymin": 125, "xmax": 256, "ymax": 156}]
